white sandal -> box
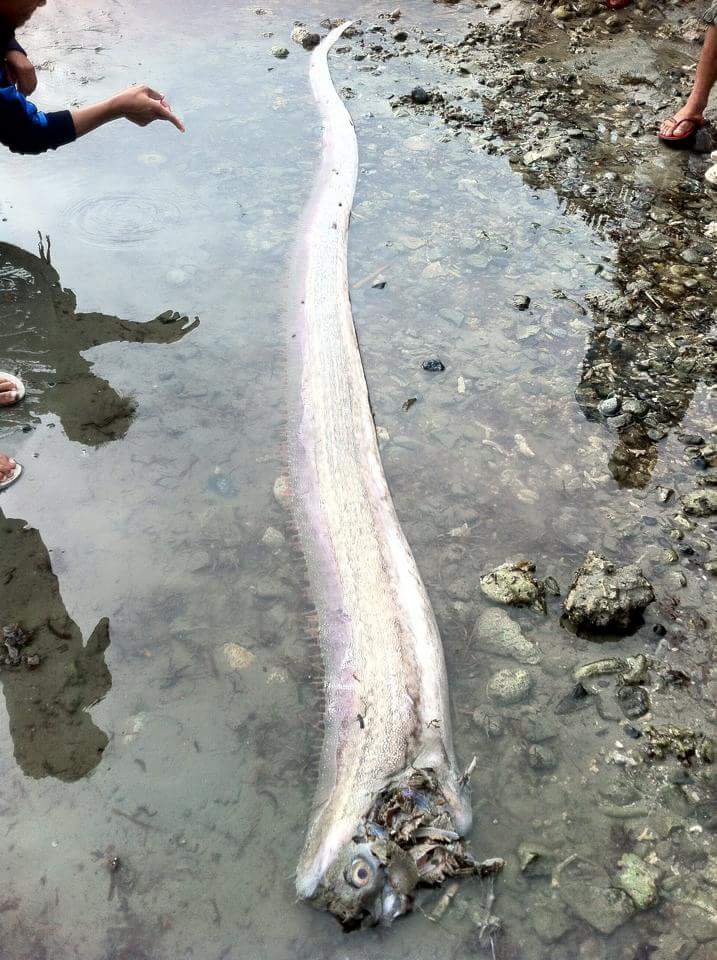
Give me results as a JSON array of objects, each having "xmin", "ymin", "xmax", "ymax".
[
  {"xmin": 0, "ymin": 461, "xmax": 22, "ymax": 491},
  {"xmin": 0, "ymin": 371, "xmax": 26, "ymax": 405},
  {"xmin": 706, "ymin": 151, "xmax": 717, "ymax": 187}
]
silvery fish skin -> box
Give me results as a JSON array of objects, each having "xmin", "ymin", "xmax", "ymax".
[{"xmin": 289, "ymin": 22, "xmax": 474, "ymax": 927}]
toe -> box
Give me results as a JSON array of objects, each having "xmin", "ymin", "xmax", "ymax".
[{"xmin": 0, "ymin": 389, "xmax": 17, "ymax": 405}]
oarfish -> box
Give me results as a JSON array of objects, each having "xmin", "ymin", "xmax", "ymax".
[{"xmin": 288, "ymin": 21, "xmax": 486, "ymax": 928}]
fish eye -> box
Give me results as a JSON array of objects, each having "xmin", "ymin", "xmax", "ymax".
[{"xmin": 346, "ymin": 856, "xmax": 374, "ymax": 889}]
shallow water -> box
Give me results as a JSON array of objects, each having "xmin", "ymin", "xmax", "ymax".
[{"xmin": 0, "ymin": 3, "xmax": 714, "ymax": 959}]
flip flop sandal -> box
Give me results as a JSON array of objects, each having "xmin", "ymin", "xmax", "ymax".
[
  {"xmin": 0, "ymin": 462, "xmax": 22, "ymax": 492},
  {"xmin": 0, "ymin": 371, "xmax": 26, "ymax": 406},
  {"xmin": 658, "ymin": 115, "xmax": 705, "ymax": 149}
]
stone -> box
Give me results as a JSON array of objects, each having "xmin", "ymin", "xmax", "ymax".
[
  {"xmin": 526, "ymin": 743, "xmax": 557, "ymax": 770},
  {"xmin": 518, "ymin": 843, "xmax": 556, "ymax": 877},
  {"xmin": 271, "ymin": 46, "xmax": 289, "ymax": 58},
  {"xmin": 480, "ymin": 561, "xmax": 545, "ymax": 609},
  {"xmin": 486, "ymin": 667, "xmax": 534, "ymax": 705},
  {"xmin": 291, "ymin": 25, "xmax": 321, "ymax": 49},
  {"xmin": 472, "ymin": 608, "xmax": 542, "ymax": 664},
  {"xmin": 531, "ymin": 894, "xmax": 573, "ymax": 943},
  {"xmin": 617, "ymin": 685, "xmax": 650, "ymax": 719},
  {"xmin": 563, "ymin": 552, "xmax": 655, "ymax": 630},
  {"xmin": 556, "ymin": 856, "xmax": 635, "ymax": 934},
  {"xmin": 422, "ymin": 358, "xmax": 445, "ymax": 372},
  {"xmin": 513, "ymin": 294, "xmax": 531, "ymax": 310},
  {"xmin": 273, "ymin": 474, "xmax": 291, "ymax": 508},
  {"xmin": 598, "ymin": 396, "xmax": 620, "ymax": 416},
  {"xmin": 682, "ymin": 487, "xmax": 717, "ymax": 517},
  {"xmin": 410, "ymin": 85, "xmax": 430, "ymax": 104},
  {"xmin": 523, "ymin": 143, "xmax": 559, "ymax": 165},
  {"xmin": 220, "ymin": 643, "xmax": 256, "ymax": 671},
  {"xmin": 261, "ymin": 526, "xmax": 285, "ymax": 547},
  {"xmin": 615, "ymin": 854, "xmax": 659, "ymax": 910}
]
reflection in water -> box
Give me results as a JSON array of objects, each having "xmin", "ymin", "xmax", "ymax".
[
  {"xmin": 0, "ymin": 241, "xmax": 199, "ymax": 445},
  {"xmin": 0, "ymin": 507, "xmax": 111, "ymax": 781},
  {"xmin": 575, "ymin": 295, "xmax": 712, "ymax": 489}
]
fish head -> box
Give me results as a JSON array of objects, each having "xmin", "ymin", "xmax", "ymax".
[
  {"xmin": 297, "ymin": 767, "xmax": 478, "ymax": 928},
  {"xmin": 300, "ymin": 835, "xmax": 417, "ymax": 929}
]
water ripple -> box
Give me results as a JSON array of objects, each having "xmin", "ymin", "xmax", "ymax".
[{"xmin": 63, "ymin": 193, "xmax": 183, "ymax": 246}]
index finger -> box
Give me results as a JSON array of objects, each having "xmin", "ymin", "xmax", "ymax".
[{"xmin": 155, "ymin": 101, "xmax": 186, "ymax": 133}]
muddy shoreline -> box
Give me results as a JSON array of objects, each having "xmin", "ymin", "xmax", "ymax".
[{"xmin": 0, "ymin": 2, "xmax": 713, "ymax": 958}]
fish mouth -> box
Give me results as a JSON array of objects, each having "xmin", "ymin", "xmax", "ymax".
[{"xmin": 304, "ymin": 769, "xmax": 502, "ymax": 929}]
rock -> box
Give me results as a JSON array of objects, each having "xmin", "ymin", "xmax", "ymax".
[
  {"xmin": 615, "ymin": 854, "xmax": 660, "ymax": 910},
  {"xmin": 563, "ymin": 552, "xmax": 655, "ymax": 630},
  {"xmin": 410, "ymin": 85, "xmax": 430, "ymax": 104},
  {"xmin": 480, "ymin": 561, "xmax": 545, "ymax": 610},
  {"xmin": 273, "ymin": 474, "xmax": 291, "ymax": 508},
  {"xmin": 556, "ymin": 856, "xmax": 635, "ymax": 934},
  {"xmin": 513, "ymin": 294, "xmax": 531, "ymax": 310},
  {"xmin": 486, "ymin": 667, "xmax": 534, "ymax": 705},
  {"xmin": 553, "ymin": 4, "xmax": 573, "ymax": 19},
  {"xmin": 616, "ymin": 685, "xmax": 650, "ymax": 720},
  {"xmin": 393, "ymin": 30, "xmax": 408, "ymax": 41},
  {"xmin": 554, "ymin": 681, "xmax": 593, "ymax": 715},
  {"xmin": 261, "ymin": 526, "xmax": 285, "ymax": 548},
  {"xmin": 220, "ymin": 643, "xmax": 256, "ymax": 670},
  {"xmin": 422, "ymin": 358, "xmax": 445, "ymax": 372},
  {"xmin": 526, "ymin": 743, "xmax": 557, "ymax": 770},
  {"xmin": 531, "ymin": 894, "xmax": 573, "ymax": 943},
  {"xmin": 523, "ymin": 144, "xmax": 559, "ymax": 165},
  {"xmin": 271, "ymin": 46, "xmax": 289, "ymax": 58},
  {"xmin": 598, "ymin": 396, "xmax": 620, "ymax": 417},
  {"xmin": 622, "ymin": 397, "xmax": 648, "ymax": 416},
  {"xmin": 472, "ymin": 608, "xmax": 542, "ymax": 664},
  {"xmin": 682, "ymin": 487, "xmax": 717, "ymax": 517},
  {"xmin": 518, "ymin": 843, "xmax": 556, "ymax": 877},
  {"xmin": 291, "ymin": 25, "xmax": 321, "ymax": 50}
]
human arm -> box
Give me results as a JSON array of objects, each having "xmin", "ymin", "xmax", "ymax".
[
  {"xmin": 0, "ymin": 83, "xmax": 184, "ymax": 155},
  {"xmin": 71, "ymin": 85, "xmax": 185, "ymax": 137},
  {"xmin": 5, "ymin": 47, "xmax": 37, "ymax": 95}
]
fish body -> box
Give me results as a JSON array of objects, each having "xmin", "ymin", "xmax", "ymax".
[{"xmin": 289, "ymin": 22, "xmax": 475, "ymax": 926}]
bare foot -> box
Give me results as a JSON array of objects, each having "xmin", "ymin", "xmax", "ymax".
[
  {"xmin": 0, "ymin": 379, "xmax": 20, "ymax": 406},
  {"xmin": 659, "ymin": 105, "xmax": 705, "ymax": 140},
  {"xmin": 0, "ymin": 453, "xmax": 17, "ymax": 481}
]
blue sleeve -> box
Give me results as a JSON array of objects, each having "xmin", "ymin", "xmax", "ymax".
[{"xmin": 0, "ymin": 83, "xmax": 76, "ymax": 154}]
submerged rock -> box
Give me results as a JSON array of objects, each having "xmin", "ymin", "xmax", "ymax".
[
  {"xmin": 480, "ymin": 560, "xmax": 545, "ymax": 611},
  {"xmin": 681, "ymin": 487, "xmax": 717, "ymax": 517},
  {"xmin": 563, "ymin": 552, "xmax": 655, "ymax": 630},
  {"xmin": 291, "ymin": 25, "xmax": 321, "ymax": 49},
  {"xmin": 410, "ymin": 85, "xmax": 430, "ymax": 104},
  {"xmin": 273, "ymin": 474, "xmax": 291, "ymax": 508},
  {"xmin": 220, "ymin": 643, "xmax": 256, "ymax": 671},
  {"xmin": 422, "ymin": 358, "xmax": 445, "ymax": 372},
  {"xmin": 615, "ymin": 854, "xmax": 660, "ymax": 910},
  {"xmin": 617, "ymin": 684, "xmax": 650, "ymax": 719},
  {"xmin": 556, "ymin": 856, "xmax": 635, "ymax": 934},
  {"xmin": 486, "ymin": 667, "xmax": 534, "ymax": 705},
  {"xmin": 271, "ymin": 45, "xmax": 289, "ymax": 59},
  {"xmin": 472, "ymin": 608, "xmax": 542, "ymax": 664}
]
